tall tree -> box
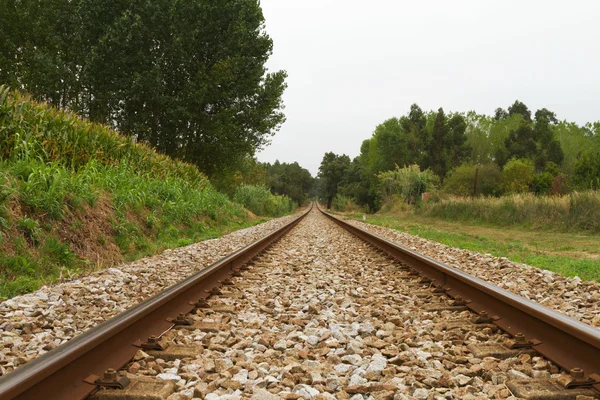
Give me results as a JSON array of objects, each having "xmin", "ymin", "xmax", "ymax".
[
  {"xmin": 400, "ymin": 104, "xmax": 429, "ymax": 166},
  {"xmin": 318, "ymin": 152, "xmax": 351, "ymax": 209},
  {"xmin": 428, "ymin": 108, "xmax": 450, "ymax": 179},
  {"xmin": 508, "ymin": 100, "xmax": 532, "ymax": 122},
  {"xmin": 0, "ymin": 0, "xmax": 287, "ymax": 177}
]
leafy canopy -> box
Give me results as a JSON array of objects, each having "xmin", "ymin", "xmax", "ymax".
[{"xmin": 0, "ymin": 0, "xmax": 286, "ymax": 176}]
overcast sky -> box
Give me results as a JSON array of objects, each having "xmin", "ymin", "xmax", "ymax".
[{"xmin": 256, "ymin": 0, "xmax": 600, "ymax": 176}]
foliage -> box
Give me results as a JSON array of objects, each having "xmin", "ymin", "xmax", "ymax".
[
  {"xmin": 443, "ymin": 163, "xmax": 501, "ymax": 197},
  {"xmin": 0, "ymin": 0, "xmax": 286, "ymax": 176},
  {"xmin": 500, "ymin": 158, "xmax": 535, "ymax": 194},
  {"xmin": 322, "ymin": 98, "xmax": 599, "ymax": 213},
  {"xmin": 573, "ymin": 151, "xmax": 600, "ymax": 190},
  {"xmin": 331, "ymin": 195, "xmax": 363, "ymax": 213},
  {"xmin": 264, "ymin": 161, "xmax": 314, "ymax": 206},
  {"xmin": 318, "ymin": 152, "xmax": 351, "ymax": 209},
  {"xmin": 377, "ymin": 165, "xmax": 439, "ymax": 204},
  {"xmin": 233, "ymin": 184, "xmax": 295, "ymax": 217},
  {"xmin": 0, "ymin": 91, "xmax": 264, "ymax": 300},
  {"xmin": 0, "ymin": 87, "xmax": 209, "ymax": 186}
]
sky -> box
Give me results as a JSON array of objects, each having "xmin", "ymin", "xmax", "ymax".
[{"xmin": 256, "ymin": 0, "xmax": 600, "ymax": 176}]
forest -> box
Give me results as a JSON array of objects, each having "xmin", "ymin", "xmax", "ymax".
[{"xmin": 317, "ymin": 101, "xmax": 600, "ymax": 211}]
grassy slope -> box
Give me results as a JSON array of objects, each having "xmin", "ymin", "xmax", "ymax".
[
  {"xmin": 343, "ymin": 211, "xmax": 600, "ymax": 282},
  {"xmin": 0, "ymin": 88, "xmax": 269, "ymax": 300}
]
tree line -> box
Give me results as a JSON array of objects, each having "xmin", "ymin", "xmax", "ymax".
[
  {"xmin": 318, "ymin": 101, "xmax": 600, "ymax": 210},
  {"xmin": 0, "ymin": 0, "xmax": 287, "ymax": 179}
]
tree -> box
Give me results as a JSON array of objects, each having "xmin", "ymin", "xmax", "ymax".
[
  {"xmin": 429, "ymin": 108, "xmax": 450, "ymax": 179},
  {"xmin": 0, "ymin": 0, "xmax": 287, "ymax": 177},
  {"xmin": 368, "ymin": 118, "xmax": 410, "ymax": 174},
  {"xmin": 508, "ymin": 100, "xmax": 532, "ymax": 122},
  {"xmin": 443, "ymin": 164, "xmax": 501, "ymax": 197},
  {"xmin": 400, "ymin": 104, "xmax": 428, "ymax": 165},
  {"xmin": 318, "ymin": 152, "xmax": 351, "ymax": 209},
  {"xmin": 427, "ymin": 108, "xmax": 470, "ymax": 181},
  {"xmin": 447, "ymin": 113, "xmax": 471, "ymax": 170},
  {"xmin": 498, "ymin": 122, "xmax": 537, "ymax": 167},
  {"xmin": 265, "ymin": 161, "xmax": 314, "ymax": 206},
  {"xmin": 573, "ymin": 152, "xmax": 600, "ymax": 190},
  {"xmin": 494, "ymin": 108, "xmax": 508, "ymax": 121},
  {"xmin": 535, "ymin": 108, "xmax": 558, "ymax": 125},
  {"xmin": 500, "ymin": 158, "xmax": 535, "ymax": 193}
]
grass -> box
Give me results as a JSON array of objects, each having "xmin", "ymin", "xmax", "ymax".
[
  {"xmin": 416, "ymin": 191, "xmax": 600, "ymax": 233},
  {"xmin": 233, "ymin": 184, "xmax": 295, "ymax": 217},
  {"xmin": 343, "ymin": 211, "xmax": 600, "ymax": 282},
  {"xmin": 0, "ymin": 86, "xmax": 278, "ymax": 300}
]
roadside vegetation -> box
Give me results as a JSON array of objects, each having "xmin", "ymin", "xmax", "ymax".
[
  {"xmin": 317, "ymin": 99, "xmax": 600, "ymax": 281},
  {"xmin": 343, "ymin": 211, "xmax": 600, "ymax": 282},
  {"xmin": 0, "ymin": 0, "xmax": 319, "ymax": 300},
  {"xmin": 316, "ymin": 101, "xmax": 600, "ymax": 212},
  {"xmin": 0, "ymin": 87, "xmax": 271, "ymax": 299}
]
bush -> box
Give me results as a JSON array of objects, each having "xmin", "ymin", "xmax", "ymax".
[
  {"xmin": 573, "ymin": 151, "xmax": 600, "ymax": 190},
  {"xmin": 233, "ymin": 184, "xmax": 295, "ymax": 217},
  {"xmin": 500, "ymin": 158, "xmax": 534, "ymax": 193},
  {"xmin": 378, "ymin": 165, "xmax": 440, "ymax": 204},
  {"xmin": 332, "ymin": 195, "xmax": 363, "ymax": 212},
  {"xmin": 443, "ymin": 164, "xmax": 501, "ymax": 196}
]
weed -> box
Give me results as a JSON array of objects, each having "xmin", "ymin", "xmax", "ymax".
[
  {"xmin": 233, "ymin": 184, "xmax": 294, "ymax": 217},
  {"xmin": 17, "ymin": 217, "xmax": 41, "ymax": 245},
  {"xmin": 42, "ymin": 237, "xmax": 76, "ymax": 267}
]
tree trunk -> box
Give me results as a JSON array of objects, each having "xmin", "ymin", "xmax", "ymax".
[{"xmin": 327, "ymin": 197, "xmax": 333, "ymax": 210}]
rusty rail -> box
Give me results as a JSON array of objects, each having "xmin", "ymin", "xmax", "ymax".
[
  {"xmin": 0, "ymin": 205, "xmax": 311, "ymax": 400},
  {"xmin": 318, "ymin": 205, "xmax": 600, "ymax": 390}
]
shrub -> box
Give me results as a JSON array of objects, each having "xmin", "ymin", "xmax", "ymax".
[
  {"xmin": 332, "ymin": 195, "xmax": 363, "ymax": 212},
  {"xmin": 443, "ymin": 164, "xmax": 501, "ymax": 196},
  {"xmin": 233, "ymin": 184, "xmax": 295, "ymax": 217},
  {"xmin": 573, "ymin": 151, "xmax": 600, "ymax": 190},
  {"xmin": 500, "ymin": 158, "xmax": 534, "ymax": 193},
  {"xmin": 378, "ymin": 165, "xmax": 440, "ymax": 204}
]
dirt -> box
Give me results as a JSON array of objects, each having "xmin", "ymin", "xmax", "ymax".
[{"xmin": 53, "ymin": 195, "xmax": 123, "ymax": 268}]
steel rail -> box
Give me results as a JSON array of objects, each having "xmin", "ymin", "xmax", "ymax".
[
  {"xmin": 0, "ymin": 205, "xmax": 312, "ymax": 400},
  {"xmin": 318, "ymin": 205, "xmax": 600, "ymax": 390}
]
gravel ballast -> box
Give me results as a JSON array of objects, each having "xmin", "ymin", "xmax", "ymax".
[
  {"xmin": 345, "ymin": 218, "xmax": 600, "ymax": 329},
  {"xmin": 0, "ymin": 213, "xmax": 301, "ymax": 376},
  {"xmin": 118, "ymin": 210, "xmax": 580, "ymax": 399}
]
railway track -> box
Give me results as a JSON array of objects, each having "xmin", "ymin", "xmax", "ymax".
[{"xmin": 0, "ymin": 204, "xmax": 599, "ymax": 399}]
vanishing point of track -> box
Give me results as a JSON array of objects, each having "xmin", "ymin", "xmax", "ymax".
[{"xmin": 0, "ymin": 204, "xmax": 599, "ymax": 399}]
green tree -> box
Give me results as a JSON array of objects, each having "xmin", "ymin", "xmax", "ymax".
[
  {"xmin": 427, "ymin": 108, "xmax": 470, "ymax": 181},
  {"xmin": 0, "ymin": 0, "xmax": 287, "ymax": 177},
  {"xmin": 500, "ymin": 158, "xmax": 535, "ymax": 193},
  {"xmin": 400, "ymin": 104, "xmax": 429, "ymax": 165},
  {"xmin": 573, "ymin": 152, "xmax": 600, "ymax": 190},
  {"xmin": 494, "ymin": 108, "xmax": 508, "ymax": 120},
  {"xmin": 443, "ymin": 163, "xmax": 501, "ymax": 197},
  {"xmin": 508, "ymin": 100, "xmax": 532, "ymax": 122},
  {"xmin": 429, "ymin": 108, "xmax": 450, "ymax": 179},
  {"xmin": 265, "ymin": 161, "xmax": 314, "ymax": 206},
  {"xmin": 318, "ymin": 152, "xmax": 351, "ymax": 209}
]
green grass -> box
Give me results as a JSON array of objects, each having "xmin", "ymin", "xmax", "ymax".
[
  {"xmin": 344, "ymin": 212, "xmax": 600, "ymax": 282},
  {"xmin": 233, "ymin": 184, "xmax": 295, "ymax": 217},
  {"xmin": 0, "ymin": 86, "xmax": 277, "ymax": 300}
]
